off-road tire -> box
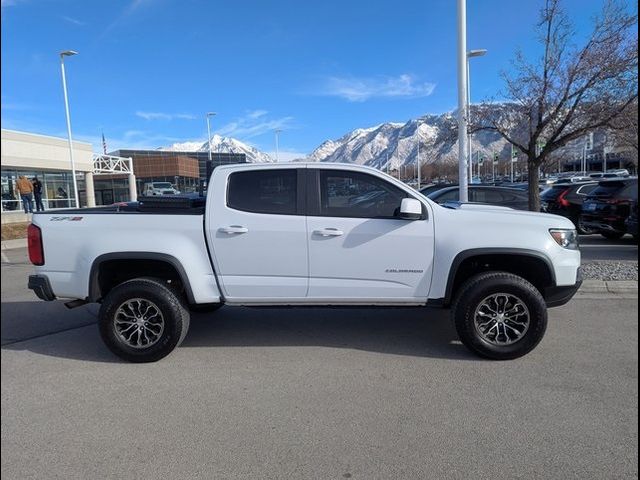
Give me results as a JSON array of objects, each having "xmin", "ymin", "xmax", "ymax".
[
  {"xmin": 99, "ymin": 277, "xmax": 190, "ymax": 363},
  {"xmin": 451, "ymin": 271, "xmax": 548, "ymax": 360}
]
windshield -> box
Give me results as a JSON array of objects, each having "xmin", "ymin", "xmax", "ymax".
[{"xmin": 152, "ymin": 183, "xmax": 173, "ymax": 188}]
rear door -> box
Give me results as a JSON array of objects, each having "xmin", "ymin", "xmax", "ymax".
[
  {"xmin": 305, "ymin": 168, "xmax": 434, "ymax": 302},
  {"xmin": 206, "ymin": 166, "xmax": 308, "ymax": 300}
]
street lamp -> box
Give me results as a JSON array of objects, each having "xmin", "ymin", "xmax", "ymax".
[
  {"xmin": 274, "ymin": 129, "xmax": 283, "ymax": 162},
  {"xmin": 466, "ymin": 48, "xmax": 487, "ymax": 184},
  {"xmin": 456, "ymin": 0, "xmax": 469, "ymax": 202},
  {"xmin": 206, "ymin": 112, "xmax": 216, "ymax": 185},
  {"xmin": 60, "ymin": 50, "xmax": 79, "ymax": 208}
]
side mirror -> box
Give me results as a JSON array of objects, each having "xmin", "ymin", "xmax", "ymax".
[{"xmin": 399, "ymin": 198, "xmax": 422, "ymax": 220}]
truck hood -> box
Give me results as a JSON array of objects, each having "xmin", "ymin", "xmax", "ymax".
[{"xmin": 435, "ymin": 202, "xmax": 576, "ymax": 230}]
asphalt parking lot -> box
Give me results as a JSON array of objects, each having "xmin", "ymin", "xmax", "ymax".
[
  {"xmin": 1, "ymin": 247, "xmax": 638, "ymax": 480},
  {"xmin": 579, "ymin": 234, "xmax": 638, "ymax": 261}
]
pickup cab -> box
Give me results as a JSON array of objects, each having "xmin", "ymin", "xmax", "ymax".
[{"xmin": 27, "ymin": 163, "xmax": 582, "ymax": 362}]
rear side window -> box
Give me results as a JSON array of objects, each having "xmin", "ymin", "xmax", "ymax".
[
  {"xmin": 589, "ymin": 181, "xmax": 626, "ymax": 197},
  {"xmin": 541, "ymin": 186, "xmax": 569, "ymax": 200},
  {"xmin": 227, "ymin": 169, "xmax": 297, "ymax": 215},
  {"xmin": 576, "ymin": 184, "xmax": 598, "ymax": 196}
]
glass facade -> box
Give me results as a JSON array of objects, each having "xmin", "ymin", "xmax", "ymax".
[{"xmin": 1, "ymin": 168, "xmax": 81, "ymax": 213}]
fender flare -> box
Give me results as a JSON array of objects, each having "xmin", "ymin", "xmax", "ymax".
[
  {"xmin": 443, "ymin": 248, "xmax": 556, "ymax": 306},
  {"xmin": 88, "ymin": 252, "xmax": 196, "ymax": 304}
]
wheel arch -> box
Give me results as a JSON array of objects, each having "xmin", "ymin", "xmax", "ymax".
[
  {"xmin": 89, "ymin": 252, "xmax": 196, "ymax": 304},
  {"xmin": 443, "ymin": 248, "xmax": 556, "ymax": 307}
]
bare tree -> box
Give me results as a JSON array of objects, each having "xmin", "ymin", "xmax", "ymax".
[
  {"xmin": 608, "ymin": 98, "xmax": 639, "ymax": 153},
  {"xmin": 478, "ymin": 0, "xmax": 638, "ymax": 211}
]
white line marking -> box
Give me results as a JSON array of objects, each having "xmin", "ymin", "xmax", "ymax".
[{"xmin": 1, "ymin": 252, "xmax": 9, "ymax": 263}]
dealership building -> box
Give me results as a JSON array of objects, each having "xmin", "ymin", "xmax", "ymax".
[
  {"xmin": 1, "ymin": 129, "xmax": 248, "ymax": 224},
  {"xmin": 1, "ymin": 129, "xmax": 97, "ymax": 223}
]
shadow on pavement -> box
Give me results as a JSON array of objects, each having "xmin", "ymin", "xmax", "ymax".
[{"xmin": 1, "ymin": 302, "xmax": 476, "ymax": 362}]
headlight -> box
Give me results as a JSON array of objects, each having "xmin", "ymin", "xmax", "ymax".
[{"xmin": 549, "ymin": 229, "xmax": 579, "ymax": 250}]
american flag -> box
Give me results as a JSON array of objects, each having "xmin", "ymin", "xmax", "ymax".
[{"xmin": 101, "ymin": 131, "xmax": 107, "ymax": 154}]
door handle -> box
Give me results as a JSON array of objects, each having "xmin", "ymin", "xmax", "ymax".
[
  {"xmin": 314, "ymin": 228, "xmax": 344, "ymax": 237},
  {"xmin": 219, "ymin": 226, "xmax": 249, "ymax": 234}
]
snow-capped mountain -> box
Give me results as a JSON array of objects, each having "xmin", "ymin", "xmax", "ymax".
[
  {"xmin": 307, "ymin": 110, "xmax": 509, "ymax": 170},
  {"xmin": 163, "ymin": 135, "xmax": 273, "ymax": 163}
]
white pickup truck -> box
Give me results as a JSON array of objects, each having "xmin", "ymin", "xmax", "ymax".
[{"xmin": 27, "ymin": 163, "xmax": 582, "ymax": 362}]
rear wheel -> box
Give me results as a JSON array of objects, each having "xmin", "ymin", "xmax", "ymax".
[
  {"xmin": 99, "ymin": 278, "xmax": 190, "ymax": 362},
  {"xmin": 451, "ymin": 272, "xmax": 547, "ymax": 360},
  {"xmin": 601, "ymin": 231, "xmax": 625, "ymax": 240}
]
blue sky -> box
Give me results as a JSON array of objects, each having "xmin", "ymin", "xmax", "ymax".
[{"xmin": 1, "ymin": 0, "xmax": 611, "ymax": 159}]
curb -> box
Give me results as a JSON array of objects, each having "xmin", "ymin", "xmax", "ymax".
[{"xmin": 1, "ymin": 238, "xmax": 27, "ymax": 251}]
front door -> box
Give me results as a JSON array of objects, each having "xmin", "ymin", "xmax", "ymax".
[
  {"xmin": 306, "ymin": 169, "xmax": 434, "ymax": 302},
  {"xmin": 207, "ymin": 167, "xmax": 308, "ymax": 300}
]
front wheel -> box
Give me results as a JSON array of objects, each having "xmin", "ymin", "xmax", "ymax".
[
  {"xmin": 451, "ymin": 272, "xmax": 548, "ymax": 360},
  {"xmin": 99, "ymin": 278, "xmax": 190, "ymax": 362}
]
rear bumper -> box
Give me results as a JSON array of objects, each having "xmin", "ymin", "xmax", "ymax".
[
  {"xmin": 28, "ymin": 275, "xmax": 56, "ymax": 301},
  {"xmin": 544, "ymin": 269, "xmax": 583, "ymax": 308}
]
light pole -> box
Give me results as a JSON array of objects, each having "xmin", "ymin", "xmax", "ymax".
[
  {"xmin": 466, "ymin": 48, "xmax": 487, "ymax": 185},
  {"xmin": 274, "ymin": 129, "xmax": 282, "ymax": 162},
  {"xmin": 457, "ymin": 0, "xmax": 469, "ymax": 202},
  {"xmin": 60, "ymin": 50, "xmax": 80, "ymax": 208},
  {"xmin": 206, "ymin": 112, "xmax": 216, "ymax": 185}
]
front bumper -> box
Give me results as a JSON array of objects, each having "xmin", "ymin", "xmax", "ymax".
[
  {"xmin": 28, "ymin": 275, "xmax": 56, "ymax": 301},
  {"xmin": 544, "ymin": 268, "xmax": 583, "ymax": 308}
]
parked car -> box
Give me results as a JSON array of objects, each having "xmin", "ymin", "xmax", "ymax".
[
  {"xmin": 28, "ymin": 163, "xmax": 581, "ymax": 362},
  {"xmin": 588, "ymin": 173, "xmax": 619, "ymax": 179},
  {"xmin": 540, "ymin": 182, "xmax": 599, "ymax": 234},
  {"xmin": 580, "ymin": 178, "xmax": 638, "ymax": 239},
  {"xmin": 426, "ymin": 185, "xmax": 530, "ymax": 210},
  {"xmin": 626, "ymin": 200, "xmax": 638, "ymax": 241},
  {"xmin": 418, "ymin": 183, "xmax": 455, "ymax": 196},
  {"xmin": 143, "ymin": 182, "xmax": 180, "ymax": 196}
]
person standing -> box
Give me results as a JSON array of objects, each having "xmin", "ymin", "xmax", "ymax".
[
  {"xmin": 32, "ymin": 176, "xmax": 45, "ymax": 212},
  {"xmin": 16, "ymin": 175, "xmax": 34, "ymax": 214}
]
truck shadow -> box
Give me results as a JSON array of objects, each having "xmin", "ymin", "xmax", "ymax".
[{"xmin": 1, "ymin": 302, "xmax": 477, "ymax": 362}]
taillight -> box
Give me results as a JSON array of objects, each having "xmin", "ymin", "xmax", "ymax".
[
  {"xmin": 27, "ymin": 224, "xmax": 44, "ymax": 266},
  {"xmin": 557, "ymin": 188, "xmax": 571, "ymax": 207}
]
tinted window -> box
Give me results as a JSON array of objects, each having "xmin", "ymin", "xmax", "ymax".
[
  {"xmin": 228, "ymin": 169, "xmax": 297, "ymax": 215},
  {"xmin": 589, "ymin": 181, "xmax": 627, "ymax": 198},
  {"xmin": 472, "ymin": 189, "xmax": 503, "ymax": 203},
  {"xmin": 576, "ymin": 184, "xmax": 598, "ymax": 196},
  {"xmin": 619, "ymin": 183, "xmax": 638, "ymax": 200},
  {"xmin": 541, "ymin": 185, "xmax": 569, "ymax": 200},
  {"xmin": 432, "ymin": 189, "xmax": 459, "ymax": 203},
  {"xmin": 319, "ymin": 170, "xmax": 407, "ymax": 218}
]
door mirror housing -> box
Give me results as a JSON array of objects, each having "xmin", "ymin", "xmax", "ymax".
[{"xmin": 398, "ymin": 198, "xmax": 423, "ymax": 220}]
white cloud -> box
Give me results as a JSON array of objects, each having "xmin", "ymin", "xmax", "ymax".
[
  {"xmin": 319, "ymin": 74, "xmax": 436, "ymax": 102},
  {"xmin": 135, "ymin": 111, "xmax": 196, "ymax": 121},
  {"xmin": 60, "ymin": 15, "xmax": 86, "ymax": 26},
  {"xmin": 247, "ymin": 109, "xmax": 268, "ymax": 119},
  {"xmin": 215, "ymin": 111, "xmax": 294, "ymax": 140}
]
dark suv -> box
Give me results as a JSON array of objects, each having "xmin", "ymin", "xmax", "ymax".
[
  {"xmin": 580, "ymin": 178, "xmax": 638, "ymax": 240},
  {"xmin": 540, "ymin": 182, "xmax": 599, "ymax": 234}
]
